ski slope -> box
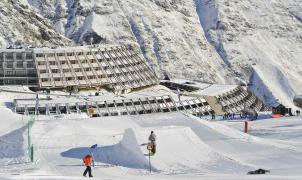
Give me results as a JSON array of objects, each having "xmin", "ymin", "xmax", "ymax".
[{"xmin": 2, "ymin": 110, "xmax": 302, "ymax": 179}]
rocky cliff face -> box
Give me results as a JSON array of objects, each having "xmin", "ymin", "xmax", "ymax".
[{"xmin": 1, "ymin": 0, "xmax": 301, "ymax": 107}]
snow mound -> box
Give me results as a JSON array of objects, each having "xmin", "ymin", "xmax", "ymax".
[
  {"xmin": 141, "ymin": 126, "xmax": 250, "ymax": 174},
  {"xmin": 61, "ymin": 128, "xmax": 152, "ymax": 170}
]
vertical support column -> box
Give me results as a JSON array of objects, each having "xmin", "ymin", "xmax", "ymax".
[
  {"xmin": 56, "ymin": 104, "xmax": 61, "ymax": 115},
  {"xmin": 46, "ymin": 104, "xmax": 50, "ymax": 115},
  {"xmin": 122, "ymin": 100, "xmax": 130, "ymax": 115},
  {"xmin": 66, "ymin": 103, "xmax": 71, "ymax": 114},
  {"xmin": 76, "ymin": 103, "xmax": 80, "ymax": 114},
  {"xmin": 25, "ymin": 105, "xmax": 29, "ymax": 116}
]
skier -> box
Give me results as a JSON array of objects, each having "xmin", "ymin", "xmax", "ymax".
[
  {"xmin": 148, "ymin": 131, "xmax": 156, "ymax": 155},
  {"xmin": 83, "ymin": 154, "xmax": 93, "ymax": 178}
]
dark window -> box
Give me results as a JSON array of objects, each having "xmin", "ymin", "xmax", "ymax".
[
  {"xmin": 6, "ymin": 53, "xmax": 13, "ymax": 59},
  {"xmin": 49, "ymin": 61, "xmax": 56, "ymax": 65},
  {"xmin": 6, "ymin": 62, "xmax": 13, "ymax": 68},
  {"xmin": 26, "ymin": 53, "xmax": 33, "ymax": 59},
  {"xmin": 38, "ymin": 61, "xmax": 45, "ymax": 66},
  {"xmin": 27, "ymin": 62, "xmax": 34, "ymax": 68},
  {"xmin": 16, "ymin": 61, "xmax": 23, "ymax": 68},
  {"xmin": 16, "ymin": 53, "xmax": 23, "ymax": 60}
]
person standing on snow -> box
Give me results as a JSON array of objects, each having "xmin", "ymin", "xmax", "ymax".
[
  {"xmin": 83, "ymin": 154, "xmax": 93, "ymax": 178},
  {"xmin": 148, "ymin": 131, "xmax": 157, "ymax": 155}
]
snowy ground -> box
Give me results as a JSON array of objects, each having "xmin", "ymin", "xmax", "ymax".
[{"xmin": 1, "ymin": 96, "xmax": 302, "ymax": 180}]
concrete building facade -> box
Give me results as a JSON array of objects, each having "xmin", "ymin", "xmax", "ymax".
[
  {"xmin": 0, "ymin": 49, "xmax": 38, "ymax": 86},
  {"xmin": 0, "ymin": 45, "xmax": 159, "ymax": 93}
]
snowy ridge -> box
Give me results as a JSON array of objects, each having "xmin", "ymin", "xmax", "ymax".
[{"xmin": 196, "ymin": 0, "xmax": 302, "ymax": 107}]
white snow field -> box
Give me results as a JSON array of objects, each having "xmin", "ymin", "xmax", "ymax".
[{"xmin": 1, "ymin": 97, "xmax": 302, "ymax": 180}]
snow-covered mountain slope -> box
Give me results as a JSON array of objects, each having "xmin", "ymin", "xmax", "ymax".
[
  {"xmin": 0, "ymin": 0, "xmax": 71, "ymax": 47},
  {"xmin": 1, "ymin": 0, "xmax": 301, "ymax": 107},
  {"xmin": 2, "ymin": 0, "xmax": 232, "ymax": 84},
  {"xmin": 196, "ymin": 0, "xmax": 302, "ymax": 106}
]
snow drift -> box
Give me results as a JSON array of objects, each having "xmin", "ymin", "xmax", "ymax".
[{"xmin": 0, "ymin": 126, "xmax": 26, "ymax": 159}]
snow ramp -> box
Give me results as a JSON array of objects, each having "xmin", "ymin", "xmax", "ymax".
[
  {"xmin": 137, "ymin": 126, "xmax": 251, "ymax": 174},
  {"xmin": 61, "ymin": 128, "xmax": 153, "ymax": 170}
]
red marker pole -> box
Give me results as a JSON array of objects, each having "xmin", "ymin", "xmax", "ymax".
[
  {"xmin": 244, "ymin": 121, "xmax": 248, "ymax": 133},
  {"xmin": 147, "ymin": 144, "xmax": 152, "ymax": 173}
]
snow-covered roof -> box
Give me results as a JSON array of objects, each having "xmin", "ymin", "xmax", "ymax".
[
  {"xmin": 164, "ymin": 79, "xmax": 239, "ymax": 97},
  {"xmin": 196, "ymin": 84, "xmax": 239, "ymax": 96},
  {"xmin": 32, "ymin": 44, "xmax": 130, "ymax": 53}
]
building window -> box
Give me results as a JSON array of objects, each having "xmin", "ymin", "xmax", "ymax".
[
  {"xmin": 74, "ymin": 68, "xmax": 81, "ymax": 72},
  {"xmin": 16, "ymin": 61, "xmax": 23, "ymax": 68},
  {"xmin": 40, "ymin": 70, "xmax": 47, "ymax": 74},
  {"xmin": 38, "ymin": 61, "xmax": 45, "ymax": 66},
  {"xmin": 27, "ymin": 62, "xmax": 34, "ymax": 68},
  {"xmin": 6, "ymin": 62, "xmax": 13, "ymax": 68},
  {"xmin": 16, "ymin": 53, "xmax": 23, "ymax": 60},
  {"xmin": 49, "ymin": 61, "xmax": 56, "ymax": 65},
  {"xmin": 51, "ymin": 69, "xmax": 58, "ymax": 73},
  {"xmin": 41, "ymin": 78, "xmax": 48, "ymax": 82},
  {"xmin": 5, "ymin": 70, "xmax": 14, "ymax": 76},
  {"xmin": 6, "ymin": 53, "xmax": 13, "ymax": 60},
  {"xmin": 26, "ymin": 53, "xmax": 33, "ymax": 59}
]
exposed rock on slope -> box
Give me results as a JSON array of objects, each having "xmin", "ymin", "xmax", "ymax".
[{"xmin": 0, "ymin": 0, "xmax": 71, "ymax": 47}]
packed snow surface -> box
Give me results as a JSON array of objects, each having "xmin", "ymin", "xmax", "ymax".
[{"xmin": 1, "ymin": 103, "xmax": 302, "ymax": 180}]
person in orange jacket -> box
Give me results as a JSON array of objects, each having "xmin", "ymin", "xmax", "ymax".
[{"xmin": 83, "ymin": 154, "xmax": 93, "ymax": 177}]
